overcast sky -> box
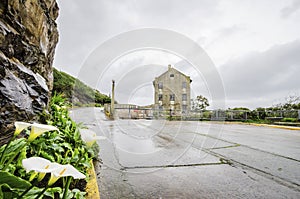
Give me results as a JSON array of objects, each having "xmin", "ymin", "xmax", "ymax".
[{"xmin": 54, "ymin": 0, "xmax": 300, "ymax": 109}]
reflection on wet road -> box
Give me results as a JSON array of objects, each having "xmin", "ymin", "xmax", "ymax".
[
  {"xmin": 71, "ymin": 108, "xmax": 300, "ymax": 199},
  {"xmin": 112, "ymin": 128, "xmax": 158, "ymax": 154}
]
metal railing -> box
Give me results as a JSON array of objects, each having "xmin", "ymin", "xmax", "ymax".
[{"xmin": 104, "ymin": 103, "xmax": 300, "ymax": 121}]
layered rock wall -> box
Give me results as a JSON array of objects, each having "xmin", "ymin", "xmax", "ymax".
[{"xmin": 0, "ymin": 0, "xmax": 59, "ymax": 144}]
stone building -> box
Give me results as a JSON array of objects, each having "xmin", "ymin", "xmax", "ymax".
[{"xmin": 153, "ymin": 65, "xmax": 192, "ymax": 116}]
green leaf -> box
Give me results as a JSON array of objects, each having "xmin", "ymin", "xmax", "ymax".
[
  {"xmin": 54, "ymin": 152, "xmax": 62, "ymax": 163},
  {"xmin": 52, "ymin": 143, "xmax": 64, "ymax": 153},
  {"xmin": 0, "ymin": 185, "xmax": 3, "ymax": 199},
  {"xmin": 61, "ymin": 143, "xmax": 73, "ymax": 151},
  {"xmin": 22, "ymin": 187, "xmax": 42, "ymax": 199},
  {"xmin": 0, "ymin": 183, "xmax": 20, "ymax": 199},
  {"xmin": 40, "ymin": 151, "xmax": 55, "ymax": 162},
  {"xmin": 22, "ymin": 187, "xmax": 62, "ymax": 199},
  {"xmin": 17, "ymin": 146, "xmax": 28, "ymax": 167},
  {"xmin": 1, "ymin": 139, "xmax": 27, "ymax": 162},
  {"xmin": 0, "ymin": 171, "xmax": 31, "ymax": 190},
  {"xmin": 60, "ymin": 189, "xmax": 73, "ymax": 199},
  {"xmin": 72, "ymin": 189, "xmax": 86, "ymax": 199},
  {"xmin": 45, "ymin": 187, "xmax": 63, "ymax": 198}
]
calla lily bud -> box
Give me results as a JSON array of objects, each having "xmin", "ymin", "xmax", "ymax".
[{"xmin": 79, "ymin": 129, "xmax": 106, "ymax": 147}]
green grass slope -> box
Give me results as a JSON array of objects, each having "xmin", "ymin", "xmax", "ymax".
[{"xmin": 52, "ymin": 68, "xmax": 111, "ymax": 106}]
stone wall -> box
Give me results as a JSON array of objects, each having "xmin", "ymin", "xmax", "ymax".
[{"xmin": 0, "ymin": 0, "xmax": 59, "ymax": 145}]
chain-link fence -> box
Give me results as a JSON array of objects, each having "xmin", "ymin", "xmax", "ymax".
[
  {"xmin": 104, "ymin": 104, "xmax": 300, "ymax": 122},
  {"xmin": 190, "ymin": 109, "xmax": 300, "ymax": 122},
  {"xmin": 149, "ymin": 109, "xmax": 300, "ymax": 122}
]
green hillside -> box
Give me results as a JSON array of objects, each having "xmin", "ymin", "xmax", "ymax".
[{"xmin": 52, "ymin": 68, "xmax": 111, "ymax": 106}]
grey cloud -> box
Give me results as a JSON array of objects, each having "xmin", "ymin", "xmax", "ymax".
[
  {"xmin": 134, "ymin": 0, "xmax": 220, "ymax": 22},
  {"xmin": 54, "ymin": 0, "xmax": 221, "ymax": 76},
  {"xmin": 216, "ymin": 25, "xmax": 245, "ymax": 38},
  {"xmin": 220, "ymin": 40, "xmax": 300, "ymax": 108},
  {"xmin": 205, "ymin": 25, "xmax": 247, "ymax": 49},
  {"xmin": 53, "ymin": 0, "xmax": 300, "ymax": 109},
  {"xmin": 281, "ymin": 0, "xmax": 300, "ymax": 18},
  {"xmin": 54, "ymin": 0, "xmax": 137, "ymax": 75},
  {"xmin": 174, "ymin": 59, "xmax": 211, "ymax": 97},
  {"xmin": 114, "ymin": 64, "xmax": 167, "ymax": 105}
]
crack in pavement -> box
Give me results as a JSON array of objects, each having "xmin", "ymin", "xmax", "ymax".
[
  {"xmin": 110, "ymin": 135, "xmax": 125, "ymax": 170},
  {"xmin": 102, "ymin": 120, "xmax": 300, "ymax": 193},
  {"xmin": 120, "ymin": 171, "xmax": 139, "ymax": 198},
  {"xmin": 179, "ymin": 131, "xmax": 300, "ymax": 163},
  {"xmin": 162, "ymin": 129, "xmax": 300, "ymax": 192},
  {"xmin": 210, "ymin": 144, "xmax": 241, "ymax": 150},
  {"xmin": 153, "ymin": 131, "xmax": 300, "ymax": 192},
  {"xmin": 122, "ymin": 162, "xmax": 227, "ymax": 170},
  {"xmin": 198, "ymin": 147, "xmax": 300, "ymax": 192}
]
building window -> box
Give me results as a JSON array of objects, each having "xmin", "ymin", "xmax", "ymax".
[
  {"xmin": 182, "ymin": 94, "xmax": 187, "ymax": 101},
  {"xmin": 182, "ymin": 105, "xmax": 187, "ymax": 113},
  {"xmin": 182, "ymin": 81, "xmax": 187, "ymax": 88},
  {"xmin": 170, "ymin": 74, "xmax": 174, "ymax": 78},
  {"xmin": 159, "ymin": 105, "xmax": 163, "ymax": 110},
  {"xmin": 170, "ymin": 94, "xmax": 175, "ymax": 101},
  {"xmin": 158, "ymin": 82, "xmax": 163, "ymax": 89},
  {"xmin": 158, "ymin": 94, "xmax": 163, "ymax": 101}
]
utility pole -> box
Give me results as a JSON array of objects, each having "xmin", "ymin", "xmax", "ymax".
[{"xmin": 111, "ymin": 80, "xmax": 115, "ymax": 119}]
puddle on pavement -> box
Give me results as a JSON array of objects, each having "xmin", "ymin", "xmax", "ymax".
[{"xmin": 112, "ymin": 129, "xmax": 159, "ymax": 154}]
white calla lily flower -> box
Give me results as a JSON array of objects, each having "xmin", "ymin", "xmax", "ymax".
[
  {"xmin": 14, "ymin": 121, "xmax": 32, "ymax": 136},
  {"xmin": 22, "ymin": 157, "xmax": 52, "ymax": 173},
  {"xmin": 22, "ymin": 157, "xmax": 59, "ymax": 182},
  {"xmin": 22, "ymin": 157, "xmax": 85, "ymax": 185},
  {"xmin": 28, "ymin": 123, "xmax": 59, "ymax": 141},
  {"xmin": 48, "ymin": 164, "xmax": 86, "ymax": 185},
  {"xmin": 79, "ymin": 129, "xmax": 106, "ymax": 147}
]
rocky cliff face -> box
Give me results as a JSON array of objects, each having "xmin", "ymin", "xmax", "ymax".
[{"xmin": 0, "ymin": 0, "xmax": 59, "ymax": 144}]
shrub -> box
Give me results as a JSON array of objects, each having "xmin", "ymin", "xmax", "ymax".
[{"xmin": 282, "ymin": 118, "xmax": 297, "ymax": 122}]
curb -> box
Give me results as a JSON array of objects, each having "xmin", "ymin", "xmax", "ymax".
[
  {"xmin": 223, "ymin": 121, "xmax": 300, "ymax": 130},
  {"xmin": 249, "ymin": 123, "xmax": 300, "ymax": 130},
  {"xmin": 86, "ymin": 160, "xmax": 100, "ymax": 199}
]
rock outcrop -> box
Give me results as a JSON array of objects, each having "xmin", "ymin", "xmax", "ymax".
[{"xmin": 0, "ymin": 0, "xmax": 59, "ymax": 145}]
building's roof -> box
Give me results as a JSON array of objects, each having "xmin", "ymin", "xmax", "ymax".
[{"xmin": 155, "ymin": 66, "xmax": 190, "ymax": 79}]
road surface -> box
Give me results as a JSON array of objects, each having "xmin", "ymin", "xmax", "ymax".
[{"xmin": 70, "ymin": 107, "xmax": 300, "ymax": 199}]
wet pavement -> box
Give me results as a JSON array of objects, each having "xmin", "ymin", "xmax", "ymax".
[{"xmin": 70, "ymin": 107, "xmax": 300, "ymax": 199}]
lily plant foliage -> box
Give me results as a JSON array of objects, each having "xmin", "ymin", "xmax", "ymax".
[{"xmin": 0, "ymin": 95, "xmax": 100, "ymax": 199}]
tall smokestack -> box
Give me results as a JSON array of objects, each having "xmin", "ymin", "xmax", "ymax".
[{"xmin": 111, "ymin": 80, "xmax": 115, "ymax": 119}]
